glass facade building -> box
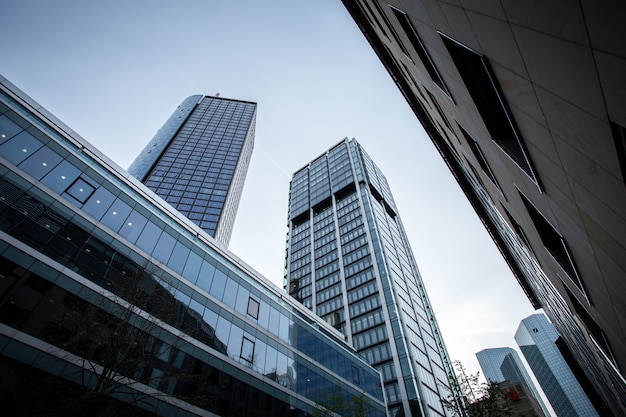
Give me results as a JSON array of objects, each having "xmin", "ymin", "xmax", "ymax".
[
  {"xmin": 0, "ymin": 76, "xmax": 385, "ymax": 416},
  {"xmin": 515, "ymin": 314, "xmax": 598, "ymax": 417},
  {"xmin": 284, "ymin": 138, "xmax": 463, "ymax": 417},
  {"xmin": 128, "ymin": 94, "xmax": 256, "ymax": 246},
  {"xmin": 476, "ymin": 347, "xmax": 551, "ymax": 416}
]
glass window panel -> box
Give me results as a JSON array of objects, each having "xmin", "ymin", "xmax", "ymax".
[
  {"xmin": 222, "ymin": 277, "xmax": 238, "ymax": 308},
  {"xmin": 65, "ymin": 177, "xmax": 96, "ymax": 204},
  {"xmin": 254, "ymin": 340, "xmax": 267, "ymax": 373},
  {"xmin": 279, "ymin": 314, "xmax": 291, "ymax": 343},
  {"xmin": 168, "ymin": 241, "xmax": 190, "ymax": 274},
  {"xmin": 182, "ymin": 250, "xmax": 202, "ymax": 284},
  {"xmin": 196, "ymin": 260, "xmax": 216, "ymax": 293},
  {"xmin": 241, "ymin": 336, "xmax": 255, "ymax": 364},
  {"xmin": 276, "ymin": 351, "xmax": 288, "ymax": 386},
  {"xmin": 202, "ymin": 307, "xmax": 218, "ymax": 329},
  {"xmin": 82, "ymin": 186, "xmax": 116, "ymax": 220},
  {"xmin": 17, "ymin": 146, "xmax": 63, "ymax": 180},
  {"xmin": 0, "ymin": 132, "xmax": 44, "ymax": 165},
  {"xmin": 209, "ymin": 268, "xmax": 227, "ymax": 300},
  {"xmin": 189, "ymin": 297, "xmax": 204, "ymax": 316},
  {"xmin": 234, "ymin": 285, "xmax": 249, "ymax": 316},
  {"xmin": 215, "ymin": 315, "xmax": 231, "ymax": 348},
  {"xmin": 100, "ymin": 198, "xmax": 132, "ymax": 232},
  {"xmin": 0, "ymin": 114, "xmax": 23, "ymax": 144},
  {"xmin": 135, "ymin": 220, "xmax": 162, "ymax": 254},
  {"xmin": 269, "ymin": 307, "xmax": 280, "ymax": 337},
  {"xmin": 40, "ymin": 159, "xmax": 81, "ymax": 194},
  {"xmin": 152, "ymin": 231, "xmax": 176, "ymax": 263},
  {"xmin": 117, "ymin": 209, "xmax": 148, "ymax": 244},
  {"xmin": 228, "ymin": 325, "xmax": 244, "ymax": 359},
  {"xmin": 265, "ymin": 345, "xmax": 278, "ymax": 377},
  {"xmin": 257, "ymin": 300, "xmax": 270, "ymax": 330},
  {"xmin": 246, "ymin": 297, "xmax": 260, "ymax": 320}
]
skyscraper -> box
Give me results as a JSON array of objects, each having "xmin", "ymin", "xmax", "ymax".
[
  {"xmin": 0, "ymin": 76, "xmax": 386, "ymax": 416},
  {"xmin": 284, "ymin": 138, "xmax": 462, "ymax": 417},
  {"xmin": 340, "ymin": 1, "xmax": 626, "ymax": 414},
  {"xmin": 476, "ymin": 347, "xmax": 551, "ymax": 416},
  {"xmin": 128, "ymin": 94, "xmax": 256, "ymax": 246},
  {"xmin": 515, "ymin": 314, "xmax": 598, "ymax": 417}
]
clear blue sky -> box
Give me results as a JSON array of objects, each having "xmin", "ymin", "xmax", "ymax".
[{"xmin": 1, "ymin": 0, "xmax": 535, "ymax": 377}]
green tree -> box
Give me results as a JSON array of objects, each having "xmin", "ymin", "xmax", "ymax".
[{"xmin": 443, "ymin": 360, "xmax": 514, "ymax": 417}]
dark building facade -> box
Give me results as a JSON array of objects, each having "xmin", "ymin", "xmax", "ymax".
[
  {"xmin": 340, "ymin": 1, "xmax": 626, "ymax": 414},
  {"xmin": 0, "ymin": 76, "xmax": 386, "ymax": 416},
  {"xmin": 516, "ymin": 314, "xmax": 598, "ymax": 417},
  {"xmin": 476, "ymin": 347, "xmax": 551, "ymax": 416},
  {"xmin": 128, "ymin": 94, "xmax": 256, "ymax": 246},
  {"xmin": 284, "ymin": 138, "xmax": 464, "ymax": 417}
]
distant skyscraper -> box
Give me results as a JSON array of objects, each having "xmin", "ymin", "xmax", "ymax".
[
  {"xmin": 128, "ymin": 94, "xmax": 256, "ymax": 246},
  {"xmin": 516, "ymin": 314, "xmax": 598, "ymax": 417},
  {"xmin": 284, "ymin": 138, "xmax": 462, "ymax": 417},
  {"xmin": 477, "ymin": 347, "xmax": 551, "ymax": 416}
]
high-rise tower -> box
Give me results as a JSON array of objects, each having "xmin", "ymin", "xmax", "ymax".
[
  {"xmin": 515, "ymin": 314, "xmax": 599, "ymax": 417},
  {"xmin": 284, "ymin": 138, "xmax": 462, "ymax": 417},
  {"xmin": 128, "ymin": 94, "xmax": 256, "ymax": 246},
  {"xmin": 476, "ymin": 347, "xmax": 551, "ymax": 416}
]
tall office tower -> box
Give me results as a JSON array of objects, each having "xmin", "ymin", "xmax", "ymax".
[
  {"xmin": 477, "ymin": 347, "xmax": 551, "ymax": 416},
  {"xmin": 128, "ymin": 94, "xmax": 256, "ymax": 246},
  {"xmin": 0, "ymin": 76, "xmax": 386, "ymax": 416},
  {"xmin": 284, "ymin": 138, "xmax": 463, "ymax": 417},
  {"xmin": 340, "ymin": 1, "xmax": 626, "ymax": 414},
  {"xmin": 516, "ymin": 314, "xmax": 598, "ymax": 417}
]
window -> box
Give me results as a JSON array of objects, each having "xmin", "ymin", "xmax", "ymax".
[
  {"xmin": 519, "ymin": 192, "xmax": 584, "ymax": 291},
  {"xmin": 459, "ymin": 123, "xmax": 503, "ymax": 193},
  {"xmin": 391, "ymin": 7, "xmax": 450, "ymax": 96},
  {"xmin": 371, "ymin": 0, "xmax": 412, "ymax": 60},
  {"xmin": 240, "ymin": 336, "xmax": 255, "ymax": 364},
  {"xmin": 610, "ymin": 121, "xmax": 626, "ymax": 185},
  {"xmin": 441, "ymin": 34, "xmax": 541, "ymax": 188},
  {"xmin": 247, "ymin": 297, "xmax": 260, "ymax": 319}
]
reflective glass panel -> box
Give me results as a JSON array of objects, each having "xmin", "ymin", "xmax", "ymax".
[
  {"xmin": 168, "ymin": 241, "xmax": 190, "ymax": 274},
  {"xmin": 0, "ymin": 132, "xmax": 43, "ymax": 164},
  {"xmin": 222, "ymin": 277, "xmax": 238, "ymax": 308},
  {"xmin": 182, "ymin": 250, "xmax": 202, "ymax": 284},
  {"xmin": 82, "ymin": 186, "xmax": 116, "ymax": 219},
  {"xmin": 135, "ymin": 220, "xmax": 162, "ymax": 254},
  {"xmin": 152, "ymin": 231, "xmax": 176, "ymax": 263},
  {"xmin": 100, "ymin": 198, "xmax": 132, "ymax": 232},
  {"xmin": 41, "ymin": 160, "xmax": 81, "ymax": 194},
  {"xmin": 196, "ymin": 260, "xmax": 216, "ymax": 293},
  {"xmin": 65, "ymin": 177, "xmax": 96, "ymax": 204},
  {"xmin": 18, "ymin": 146, "xmax": 63, "ymax": 180},
  {"xmin": 209, "ymin": 268, "xmax": 227, "ymax": 300},
  {"xmin": 118, "ymin": 209, "xmax": 148, "ymax": 244},
  {"xmin": 0, "ymin": 114, "xmax": 23, "ymax": 144}
]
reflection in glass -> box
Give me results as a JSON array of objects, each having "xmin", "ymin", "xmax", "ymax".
[
  {"xmin": 196, "ymin": 260, "xmax": 216, "ymax": 292},
  {"xmin": 0, "ymin": 132, "xmax": 43, "ymax": 164},
  {"xmin": 222, "ymin": 277, "xmax": 238, "ymax": 308},
  {"xmin": 41, "ymin": 160, "xmax": 81, "ymax": 194},
  {"xmin": 168, "ymin": 241, "xmax": 190, "ymax": 274},
  {"xmin": 18, "ymin": 146, "xmax": 63, "ymax": 180},
  {"xmin": 152, "ymin": 231, "xmax": 176, "ymax": 264},
  {"xmin": 209, "ymin": 269, "xmax": 227, "ymax": 300},
  {"xmin": 118, "ymin": 210, "xmax": 148, "ymax": 244},
  {"xmin": 101, "ymin": 198, "xmax": 132, "ymax": 232},
  {"xmin": 82, "ymin": 186, "xmax": 116, "ymax": 220},
  {"xmin": 182, "ymin": 250, "xmax": 202, "ymax": 284},
  {"xmin": 135, "ymin": 220, "xmax": 162, "ymax": 254}
]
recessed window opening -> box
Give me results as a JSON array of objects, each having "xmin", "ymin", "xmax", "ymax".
[
  {"xmin": 371, "ymin": 0, "xmax": 412, "ymax": 61},
  {"xmin": 519, "ymin": 192, "xmax": 584, "ymax": 292},
  {"xmin": 391, "ymin": 6, "xmax": 451, "ymax": 97},
  {"xmin": 361, "ymin": 0, "xmax": 390, "ymax": 40},
  {"xmin": 426, "ymin": 90, "xmax": 453, "ymax": 131},
  {"xmin": 441, "ymin": 33, "xmax": 541, "ymax": 190},
  {"xmin": 247, "ymin": 297, "xmax": 260, "ymax": 319},
  {"xmin": 610, "ymin": 121, "xmax": 626, "ymax": 185},
  {"xmin": 459, "ymin": 123, "xmax": 503, "ymax": 194}
]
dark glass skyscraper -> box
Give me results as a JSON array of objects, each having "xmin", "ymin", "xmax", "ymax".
[
  {"xmin": 515, "ymin": 314, "xmax": 598, "ymax": 417},
  {"xmin": 128, "ymin": 94, "xmax": 256, "ymax": 246},
  {"xmin": 284, "ymin": 138, "xmax": 463, "ymax": 417},
  {"xmin": 476, "ymin": 347, "xmax": 551, "ymax": 416}
]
